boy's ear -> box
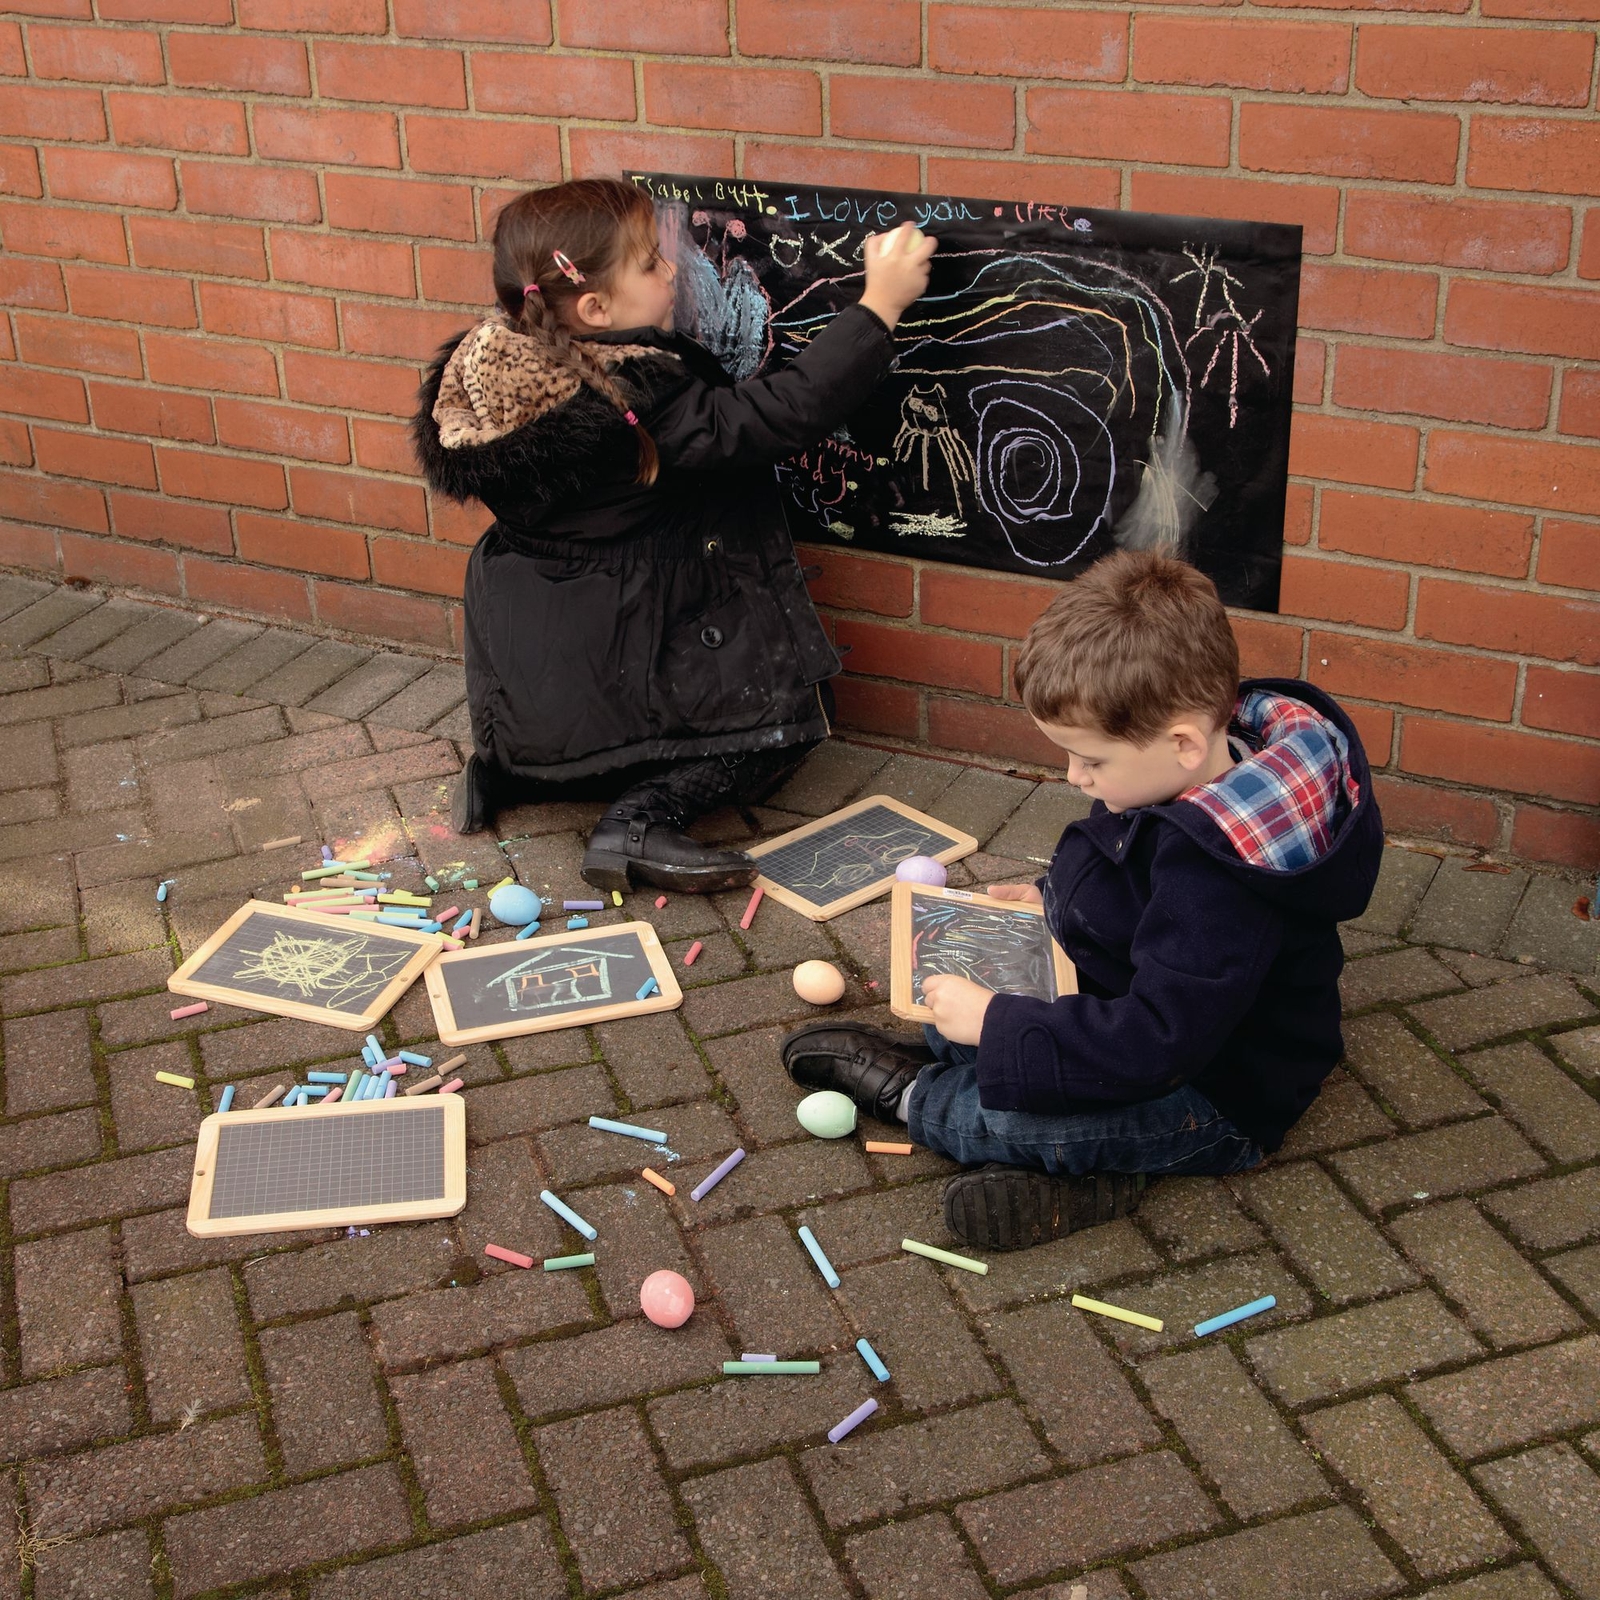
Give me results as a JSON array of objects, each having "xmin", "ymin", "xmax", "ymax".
[{"xmin": 1169, "ymin": 720, "xmax": 1214, "ymax": 770}]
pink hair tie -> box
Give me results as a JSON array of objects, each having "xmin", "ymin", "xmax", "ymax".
[
  {"xmin": 623, "ymin": 410, "xmax": 638, "ymax": 427},
  {"xmin": 522, "ymin": 282, "xmax": 540, "ymax": 295}
]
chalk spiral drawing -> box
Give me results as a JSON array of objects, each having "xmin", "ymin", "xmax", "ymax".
[
  {"xmin": 229, "ymin": 929, "xmax": 415, "ymax": 1010},
  {"xmin": 632, "ymin": 174, "xmax": 1301, "ymax": 611}
]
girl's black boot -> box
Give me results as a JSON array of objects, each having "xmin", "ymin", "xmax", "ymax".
[{"xmin": 581, "ymin": 796, "xmax": 756, "ymax": 895}]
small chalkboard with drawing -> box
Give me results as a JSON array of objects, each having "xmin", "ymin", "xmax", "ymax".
[
  {"xmin": 890, "ymin": 882, "xmax": 1076, "ymax": 1024},
  {"xmin": 424, "ymin": 921, "xmax": 681, "ymax": 1044},
  {"xmin": 748, "ymin": 795, "xmax": 978, "ymax": 921}
]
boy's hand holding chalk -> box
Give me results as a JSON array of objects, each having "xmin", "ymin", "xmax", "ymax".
[
  {"xmin": 860, "ymin": 220, "xmax": 936, "ymax": 331},
  {"xmin": 921, "ymin": 972, "xmax": 994, "ymax": 1046}
]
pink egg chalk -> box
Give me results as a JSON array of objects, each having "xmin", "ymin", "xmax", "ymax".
[
  {"xmin": 895, "ymin": 855, "xmax": 948, "ymax": 887},
  {"xmin": 640, "ymin": 1268, "xmax": 695, "ymax": 1328}
]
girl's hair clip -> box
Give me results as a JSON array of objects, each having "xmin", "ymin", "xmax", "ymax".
[
  {"xmin": 522, "ymin": 282, "xmax": 541, "ymax": 295},
  {"xmin": 551, "ymin": 250, "xmax": 585, "ymax": 285},
  {"xmin": 623, "ymin": 410, "xmax": 638, "ymax": 427}
]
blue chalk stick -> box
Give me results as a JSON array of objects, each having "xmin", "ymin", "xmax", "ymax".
[
  {"xmin": 588, "ymin": 1115, "xmax": 668, "ymax": 1143},
  {"xmin": 218, "ymin": 1084, "xmax": 235, "ymax": 1114},
  {"xmin": 635, "ymin": 976, "xmax": 660, "ymax": 1000},
  {"xmin": 514, "ymin": 921, "xmax": 541, "ymax": 941},
  {"xmin": 398, "ymin": 1051, "xmax": 431, "ymax": 1067},
  {"xmin": 155, "ymin": 881, "xmax": 168, "ymax": 902},
  {"xmin": 307, "ymin": 1071, "xmax": 347, "ymax": 1084},
  {"xmin": 417, "ymin": 920, "xmax": 442, "ymax": 933},
  {"xmin": 346, "ymin": 1070, "xmax": 366, "ymax": 1101},
  {"xmin": 377, "ymin": 912, "xmax": 429, "ymax": 929},
  {"xmin": 1194, "ymin": 1295, "xmax": 1276, "ymax": 1338},
  {"xmin": 374, "ymin": 1070, "xmax": 392, "ymax": 1098},
  {"xmin": 452, "ymin": 911, "xmax": 473, "ymax": 934},
  {"xmin": 539, "ymin": 1189, "xmax": 597, "ymax": 1241},
  {"xmin": 797, "ymin": 1225, "xmax": 840, "ymax": 1289},
  {"xmin": 301, "ymin": 1084, "xmax": 331, "ymax": 1098},
  {"xmin": 856, "ymin": 1337, "xmax": 890, "ymax": 1382},
  {"xmin": 282, "ymin": 1087, "xmax": 302, "ymax": 1108},
  {"xmin": 566, "ymin": 915, "xmax": 588, "ymax": 929},
  {"xmin": 365, "ymin": 1034, "xmax": 381, "ymax": 1055}
]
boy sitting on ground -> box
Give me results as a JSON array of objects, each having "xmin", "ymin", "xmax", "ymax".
[{"xmin": 782, "ymin": 550, "xmax": 1384, "ymax": 1250}]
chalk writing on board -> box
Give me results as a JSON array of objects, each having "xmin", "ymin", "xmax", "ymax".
[
  {"xmin": 757, "ymin": 809, "xmax": 954, "ymax": 900},
  {"xmin": 437, "ymin": 928, "xmax": 658, "ymax": 1033},
  {"xmin": 633, "ymin": 172, "xmax": 1301, "ymax": 610},
  {"xmin": 910, "ymin": 895, "xmax": 1058, "ymax": 1006},
  {"xmin": 483, "ymin": 946, "xmax": 618, "ymax": 1012},
  {"xmin": 200, "ymin": 922, "xmax": 415, "ymax": 1013}
]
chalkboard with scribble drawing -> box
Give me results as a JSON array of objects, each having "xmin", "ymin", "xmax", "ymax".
[{"xmin": 630, "ymin": 171, "xmax": 1301, "ymax": 611}]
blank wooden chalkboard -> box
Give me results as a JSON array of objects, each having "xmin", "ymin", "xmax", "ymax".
[
  {"xmin": 425, "ymin": 920, "xmax": 681, "ymax": 1044},
  {"xmin": 890, "ymin": 882, "xmax": 1076, "ymax": 1023},
  {"xmin": 168, "ymin": 900, "xmax": 440, "ymax": 1032},
  {"xmin": 186, "ymin": 1095, "xmax": 466, "ymax": 1237},
  {"xmin": 748, "ymin": 795, "xmax": 978, "ymax": 920}
]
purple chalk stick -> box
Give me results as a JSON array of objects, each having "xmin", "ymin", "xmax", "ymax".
[
  {"xmin": 827, "ymin": 1397, "xmax": 878, "ymax": 1444},
  {"xmin": 690, "ymin": 1147, "xmax": 745, "ymax": 1202}
]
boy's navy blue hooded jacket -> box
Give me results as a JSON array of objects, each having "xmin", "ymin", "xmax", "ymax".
[{"xmin": 976, "ymin": 678, "xmax": 1383, "ymax": 1153}]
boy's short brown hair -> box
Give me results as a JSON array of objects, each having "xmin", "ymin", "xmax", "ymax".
[{"xmin": 1014, "ymin": 549, "xmax": 1240, "ymax": 745}]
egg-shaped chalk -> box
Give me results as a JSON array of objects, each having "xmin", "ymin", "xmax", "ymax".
[
  {"xmin": 895, "ymin": 854, "xmax": 948, "ymax": 887},
  {"xmin": 797, "ymin": 1089, "xmax": 857, "ymax": 1140},
  {"xmin": 640, "ymin": 1268, "xmax": 695, "ymax": 1328},
  {"xmin": 793, "ymin": 959, "xmax": 846, "ymax": 1005},
  {"xmin": 488, "ymin": 883, "xmax": 542, "ymax": 927}
]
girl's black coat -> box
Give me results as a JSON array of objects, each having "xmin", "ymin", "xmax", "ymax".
[{"xmin": 412, "ymin": 305, "xmax": 896, "ymax": 782}]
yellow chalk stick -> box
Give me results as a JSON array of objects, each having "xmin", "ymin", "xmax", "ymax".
[
  {"xmin": 155, "ymin": 1071, "xmax": 195, "ymax": 1089},
  {"xmin": 1071, "ymin": 1293, "xmax": 1164, "ymax": 1332}
]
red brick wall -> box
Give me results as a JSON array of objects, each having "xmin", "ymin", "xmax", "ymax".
[{"xmin": 0, "ymin": 3, "xmax": 1596, "ymax": 867}]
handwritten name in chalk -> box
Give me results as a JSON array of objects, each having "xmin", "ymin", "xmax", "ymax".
[
  {"xmin": 856, "ymin": 1337, "xmax": 890, "ymax": 1382},
  {"xmin": 722, "ymin": 1360, "xmax": 819, "ymax": 1375},
  {"xmin": 1071, "ymin": 1293, "xmax": 1164, "ymax": 1333},
  {"xmin": 589, "ymin": 1115, "xmax": 668, "ymax": 1143},
  {"xmin": 484, "ymin": 1243, "xmax": 535, "ymax": 1269},
  {"xmin": 683, "ymin": 940, "xmax": 703, "ymax": 966},
  {"xmin": 155, "ymin": 1070, "xmax": 194, "ymax": 1089},
  {"xmin": 635, "ymin": 976, "xmax": 660, "ymax": 1001},
  {"xmin": 543, "ymin": 1252, "xmax": 595, "ymax": 1271},
  {"xmin": 828, "ymin": 1397, "xmax": 878, "ymax": 1443},
  {"xmin": 798, "ymin": 1225, "xmax": 840, "ymax": 1289},
  {"xmin": 1194, "ymin": 1294, "xmax": 1276, "ymax": 1338},
  {"xmin": 642, "ymin": 1167, "xmax": 675, "ymax": 1196},
  {"xmin": 540, "ymin": 1189, "xmax": 597, "ymax": 1240},
  {"xmin": 690, "ymin": 1147, "xmax": 744, "ymax": 1202},
  {"xmin": 169, "ymin": 1002, "xmax": 208, "ymax": 1020},
  {"xmin": 864, "ymin": 1140, "xmax": 914, "ymax": 1155},
  {"xmin": 739, "ymin": 886, "xmax": 764, "ymax": 929},
  {"xmin": 902, "ymin": 1237, "xmax": 988, "ymax": 1275}
]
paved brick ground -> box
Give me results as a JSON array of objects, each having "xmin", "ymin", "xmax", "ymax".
[{"xmin": 0, "ymin": 574, "xmax": 1596, "ymax": 1600}]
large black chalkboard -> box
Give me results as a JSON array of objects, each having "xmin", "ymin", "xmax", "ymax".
[{"xmin": 631, "ymin": 172, "xmax": 1301, "ymax": 611}]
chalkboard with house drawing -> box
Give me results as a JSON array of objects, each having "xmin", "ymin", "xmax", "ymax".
[{"xmin": 424, "ymin": 921, "xmax": 682, "ymax": 1043}]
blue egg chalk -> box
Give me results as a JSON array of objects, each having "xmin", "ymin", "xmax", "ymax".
[
  {"xmin": 856, "ymin": 1337, "xmax": 890, "ymax": 1381},
  {"xmin": 589, "ymin": 1115, "xmax": 668, "ymax": 1143},
  {"xmin": 514, "ymin": 921, "xmax": 541, "ymax": 941},
  {"xmin": 797, "ymin": 1225, "xmax": 840, "ymax": 1289},
  {"xmin": 1194, "ymin": 1295, "xmax": 1277, "ymax": 1338},
  {"xmin": 540, "ymin": 1189, "xmax": 597, "ymax": 1241},
  {"xmin": 566, "ymin": 915, "xmax": 589, "ymax": 930},
  {"xmin": 635, "ymin": 976, "xmax": 660, "ymax": 1000},
  {"xmin": 398, "ymin": 1051, "xmax": 431, "ymax": 1067},
  {"xmin": 307, "ymin": 1071, "xmax": 348, "ymax": 1084},
  {"xmin": 488, "ymin": 883, "xmax": 542, "ymax": 926},
  {"xmin": 218, "ymin": 1085, "xmax": 236, "ymax": 1113}
]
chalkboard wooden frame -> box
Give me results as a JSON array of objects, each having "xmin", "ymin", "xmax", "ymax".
[
  {"xmin": 186, "ymin": 1094, "xmax": 466, "ymax": 1238},
  {"xmin": 424, "ymin": 920, "xmax": 682, "ymax": 1044},
  {"xmin": 168, "ymin": 900, "xmax": 441, "ymax": 1032},
  {"xmin": 747, "ymin": 795, "xmax": 979, "ymax": 921},
  {"xmin": 889, "ymin": 882, "xmax": 1076, "ymax": 1023}
]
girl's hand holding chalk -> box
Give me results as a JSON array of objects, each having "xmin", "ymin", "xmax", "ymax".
[{"xmin": 860, "ymin": 221, "xmax": 936, "ymax": 331}]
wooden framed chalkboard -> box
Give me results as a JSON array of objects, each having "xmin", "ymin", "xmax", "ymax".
[
  {"xmin": 168, "ymin": 901, "xmax": 440, "ymax": 1032},
  {"xmin": 890, "ymin": 882, "xmax": 1076, "ymax": 1024},
  {"xmin": 632, "ymin": 171, "xmax": 1301, "ymax": 612},
  {"xmin": 187, "ymin": 1095, "xmax": 466, "ymax": 1237},
  {"xmin": 748, "ymin": 795, "xmax": 978, "ymax": 921},
  {"xmin": 425, "ymin": 920, "xmax": 681, "ymax": 1044}
]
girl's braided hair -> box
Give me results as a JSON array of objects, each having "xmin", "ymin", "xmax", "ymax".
[{"xmin": 491, "ymin": 177, "xmax": 662, "ymax": 486}]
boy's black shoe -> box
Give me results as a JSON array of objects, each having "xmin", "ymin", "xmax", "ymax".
[
  {"xmin": 942, "ymin": 1165, "xmax": 1147, "ymax": 1252},
  {"xmin": 781, "ymin": 1021, "xmax": 934, "ymax": 1121},
  {"xmin": 581, "ymin": 810, "xmax": 757, "ymax": 895},
  {"xmin": 451, "ymin": 754, "xmax": 498, "ymax": 836}
]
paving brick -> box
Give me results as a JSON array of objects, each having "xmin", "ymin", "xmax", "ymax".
[
  {"xmin": 0, "ymin": 721, "xmax": 57, "ymax": 793},
  {"xmin": 364, "ymin": 661, "xmax": 466, "ymax": 732},
  {"xmin": 1408, "ymin": 856, "xmax": 1530, "ymax": 953},
  {"xmin": 0, "ymin": 1368, "xmax": 131, "ymax": 1465},
  {"xmin": 0, "ymin": 925, "xmax": 78, "ymax": 977},
  {"xmin": 244, "ymin": 1223, "xmax": 457, "ymax": 1320},
  {"xmin": 931, "ymin": 763, "xmax": 1036, "ymax": 847},
  {"xmin": 986, "ymin": 1296, "xmax": 1159, "ymax": 1465},
  {"xmin": 14, "ymin": 1227, "xmax": 124, "ymax": 1380},
  {"xmin": 956, "ymin": 1216, "xmax": 1164, "ymax": 1313},
  {"xmin": 58, "ymin": 692, "xmax": 201, "ymax": 748},
  {"xmin": 0, "ymin": 679, "xmax": 124, "ymax": 736},
  {"xmin": 1391, "ymin": 1198, "xmax": 1584, "ymax": 1348},
  {"xmin": 81, "ymin": 611, "xmax": 203, "ymax": 674},
  {"xmin": 0, "ymin": 787, "xmax": 58, "ymax": 826},
  {"xmin": 1409, "ymin": 1335, "xmax": 1600, "ymax": 1458},
  {"xmin": 249, "ymin": 638, "xmax": 373, "ymax": 707},
  {"xmin": 36, "ymin": 597, "xmax": 162, "ymax": 663},
  {"xmin": 303, "ymin": 651, "xmax": 429, "ymax": 718},
  {"xmin": 0, "ymin": 591, "xmax": 107, "ymax": 650},
  {"xmin": 305, "ymin": 1520, "xmax": 568, "ymax": 1600},
  {"xmin": 594, "ymin": 1009, "xmax": 710, "ymax": 1111},
  {"xmin": 1341, "ymin": 946, "xmax": 1462, "ymax": 1011},
  {"xmin": 2, "ymin": 949, "xmax": 170, "ymax": 1016},
  {"xmin": 187, "ymin": 627, "xmax": 316, "ymax": 694},
  {"xmin": 1350, "ymin": 845, "xmax": 1441, "ymax": 936},
  {"xmin": 10, "ymin": 1146, "xmax": 194, "ymax": 1235},
  {"xmin": 1408, "ymin": 974, "xmax": 1595, "ymax": 1050},
  {"xmin": 1, "ymin": 1008, "xmax": 97, "ymax": 1115},
  {"xmin": 1501, "ymin": 872, "xmax": 1600, "ymax": 972},
  {"xmin": 1330, "ymin": 1116, "xmax": 1546, "ymax": 1211},
  {"xmin": 0, "ymin": 859, "xmax": 75, "ymax": 934},
  {"xmin": 692, "ymin": 1137, "xmax": 876, "ymax": 1226},
  {"xmin": 698, "ymin": 1214, "xmax": 847, "ymax": 1354},
  {"xmin": 81, "ymin": 880, "xmax": 168, "ymax": 958},
  {"xmin": 1138, "ymin": 1175, "xmax": 1265, "ymax": 1262},
  {"xmin": 1341, "ymin": 1013, "xmax": 1486, "ymax": 1127},
  {"xmin": 767, "ymin": 741, "xmax": 889, "ymax": 816},
  {"xmin": 680, "ymin": 967, "xmax": 816, "ymax": 1037},
  {"xmin": 0, "ymin": 576, "xmax": 53, "ymax": 626},
  {"xmin": 1459, "ymin": 1039, "xmax": 1600, "ymax": 1161},
  {"xmin": 845, "ymin": 1511, "xmax": 989, "ymax": 1600},
  {"xmin": 791, "ymin": 1181, "xmax": 946, "ymax": 1273},
  {"xmin": 957, "ymin": 1449, "xmax": 1221, "ymax": 1587},
  {"xmin": 1276, "ymin": 1066, "xmax": 1396, "ymax": 1157},
  {"xmin": 27, "ymin": 1414, "xmax": 266, "ymax": 1539},
  {"xmin": 1305, "ymin": 1394, "xmax": 1514, "ymax": 1578},
  {"xmin": 33, "ymin": 1526, "xmax": 153, "ymax": 1600},
  {"xmin": 137, "ymin": 618, "xmax": 265, "ymax": 686},
  {"xmin": 258, "ymin": 1311, "xmax": 389, "ymax": 1473},
  {"xmin": 0, "ymin": 809, "xmax": 155, "ymax": 867},
  {"xmin": 1235, "ymin": 1162, "xmax": 1417, "ymax": 1302},
  {"xmin": 130, "ymin": 1266, "xmax": 251, "ymax": 1426},
  {"xmin": 536, "ymin": 1405, "xmax": 689, "ymax": 1590},
  {"xmin": 162, "ymin": 1462, "xmax": 411, "ymax": 1598},
  {"xmin": 96, "ymin": 988, "xmax": 256, "ymax": 1049},
  {"xmin": 195, "ymin": 1015, "xmax": 355, "ymax": 1080},
  {"xmin": 108, "ymin": 1039, "xmax": 205, "ymax": 1152},
  {"xmin": 312, "ymin": 739, "xmax": 459, "ymax": 799},
  {"xmin": 1131, "ymin": 1506, "xmax": 1404, "ymax": 1600},
  {"xmin": 1472, "ymin": 1444, "xmax": 1600, "ymax": 1600},
  {"xmin": 1547, "ymin": 1242, "xmax": 1600, "ymax": 1318},
  {"xmin": 121, "ymin": 1207, "xmax": 334, "ymax": 1283},
  {"xmin": 1413, "ymin": 1570, "xmax": 1562, "ymax": 1600},
  {"xmin": 0, "ymin": 1108, "xmax": 101, "ymax": 1180},
  {"xmin": 1553, "ymin": 1022, "xmax": 1600, "ymax": 1079},
  {"xmin": 683, "ymin": 1457, "xmax": 850, "ymax": 1600},
  {"xmin": 1247, "ymin": 1290, "xmax": 1482, "ymax": 1407},
  {"xmin": 986, "ymin": 780, "xmax": 1092, "ymax": 864},
  {"xmin": 1143, "ymin": 1344, "xmax": 1330, "ymax": 1518},
  {"xmin": 1485, "ymin": 1165, "xmax": 1600, "ymax": 1250}
]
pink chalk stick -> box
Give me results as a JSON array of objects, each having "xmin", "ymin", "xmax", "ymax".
[
  {"xmin": 739, "ymin": 886, "xmax": 764, "ymax": 929},
  {"xmin": 485, "ymin": 1243, "xmax": 534, "ymax": 1269},
  {"xmin": 684, "ymin": 940, "xmax": 703, "ymax": 966},
  {"xmin": 437, "ymin": 906, "xmax": 460, "ymax": 922},
  {"xmin": 439, "ymin": 1077, "xmax": 464, "ymax": 1094},
  {"xmin": 440, "ymin": 935, "xmax": 464, "ymax": 949},
  {"xmin": 169, "ymin": 1002, "xmax": 208, "ymax": 1020},
  {"xmin": 323, "ymin": 1086, "xmax": 343, "ymax": 1103},
  {"xmin": 655, "ymin": 894, "xmax": 668, "ymax": 908}
]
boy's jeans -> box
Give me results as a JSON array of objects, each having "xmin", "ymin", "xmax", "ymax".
[{"xmin": 906, "ymin": 1027, "xmax": 1263, "ymax": 1177}]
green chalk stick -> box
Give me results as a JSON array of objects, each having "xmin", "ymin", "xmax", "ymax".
[{"xmin": 722, "ymin": 1360, "xmax": 820, "ymax": 1375}]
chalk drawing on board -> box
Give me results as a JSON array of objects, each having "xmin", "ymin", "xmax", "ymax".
[
  {"xmin": 231, "ymin": 928, "xmax": 414, "ymax": 1010},
  {"xmin": 484, "ymin": 946, "xmax": 617, "ymax": 1013},
  {"xmin": 893, "ymin": 384, "xmax": 975, "ymax": 517}
]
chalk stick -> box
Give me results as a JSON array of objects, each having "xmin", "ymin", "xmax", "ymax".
[
  {"xmin": 642, "ymin": 1167, "xmax": 675, "ymax": 1196},
  {"xmin": 564, "ymin": 899, "xmax": 604, "ymax": 911},
  {"xmin": 384, "ymin": 1079, "xmax": 397, "ymax": 1097},
  {"xmin": 365, "ymin": 1034, "xmax": 382, "ymax": 1057},
  {"xmin": 515, "ymin": 922, "xmax": 541, "ymax": 940},
  {"xmin": 856, "ymin": 1337, "xmax": 890, "ymax": 1381},
  {"xmin": 321, "ymin": 845, "xmax": 334, "ymax": 860},
  {"xmin": 655, "ymin": 895, "xmax": 668, "ymax": 908},
  {"xmin": 218, "ymin": 1084, "xmax": 236, "ymax": 1113},
  {"xmin": 611, "ymin": 890, "xmax": 623, "ymax": 906},
  {"xmin": 300, "ymin": 865, "xmax": 348, "ymax": 881},
  {"xmin": 379, "ymin": 892, "xmax": 431, "ymax": 906},
  {"xmin": 589, "ymin": 1115, "xmax": 668, "ymax": 1143},
  {"xmin": 540, "ymin": 1189, "xmax": 597, "ymax": 1240},
  {"xmin": 417, "ymin": 921, "xmax": 443, "ymax": 933},
  {"xmin": 341, "ymin": 858, "xmax": 372, "ymax": 871},
  {"xmin": 828, "ymin": 1397, "xmax": 879, "ymax": 1443},
  {"xmin": 690, "ymin": 1147, "xmax": 744, "ymax": 1202},
  {"xmin": 374, "ymin": 1070, "xmax": 392, "ymax": 1098},
  {"xmin": 635, "ymin": 976, "xmax": 660, "ymax": 1000},
  {"xmin": 463, "ymin": 878, "xmax": 478, "ymax": 890},
  {"xmin": 252, "ymin": 1083, "xmax": 286, "ymax": 1109},
  {"xmin": 438, "ymin": 1079, "xmax": 463, "ymax": 1094},
  {"xmin": 424, "ymin": 875, "xmax": 439, "ymax": 891},
  {"xmin": 543, "ymin": 1252, "xmax": 595, "ymax": 1271},
  {"xmin": 397, "ymin": 1051, "xmax": 431, "ymax": 1067},
  {"xmin": 1194, "ymin": 1295, "xmax": 1276, "ymax": 1338},
  {"xmin": 739, "ymin": 886, "xmax": 763, "ymax": 929},
  {"xmin": 155, "ymin": 1070, "xmax": 194, "ymax": 1089},
  {"xmin": 485, "ymin": 1243, "xmax": 534, "ymax": 1269},
  {"xmin": 440, "ymin": 935, "xmax": 464, "ymax": 950},
  {"xmin": 1071, "ymin": 1293, "xmax": 1163, "ymax": 1332},
  {"xmin": 436, "ymin": 907, "xmax": 459, "ymax": 924},
  {"xmin": 377, "ymin": 912, "xmax": 429, "ymax": 928},
  {"xmin": 491, "ymin": 876, "xmax": 514, "ymax": 891},
  {"xmin": 155, "ymin": 881, "xmax": 168, "ymax": 902},
  {"xmin": 323, "ymin": 1086, "xmax": 343, "ymax": 1104},
  {"xmin": 683, "ymin": 940, "xmax": 703, "ymax": 966},
  {"xmin": 403, "ymin": 1073, "xmax": 443, "ymax": 1095},
  {"xmin": 348, "ymin": 871, "xmax": 383, "ymax": 882},
  {"xmin": 282, "ymin": 1088, "xmax": 302, "ymax": 1107},
  {"xmin": 345, "ymin": 1069, "xmax": 367, "ymax": 1101},
  {"xmin": 452, "ymin": 910, "xmax": 473, "ymax": 934},
  {"xmin": 902, "ymin": 1237, "xmax": 989, "ymax": 1275},
  {"xmin": 437, "ymin": 1054, "xmax": 468, "ymax": 1076},
  {"xmin": 565, "ymin": 915, "xmax": 588, "ymax": 930},
  {"xmin": 300, "ymin": 1084, "xmax": 331, "ymax": 1097},
  {"xmin": 797, "ymin": 1225, "xmax": 840, "ymax": 1288},
  {"xmin": 468, "ymin": 909, "xmax": 480, "ymax": 938},
  {"xmin": 864, "ymin": 1141, "xmax": 914, "ymax": 1154},
  {"xmin": 722, "ymin": 1361, "xmax": 819, "ymax": 1375},
  {"xmin": 307, "ymin": 1071, "xmax": 347, "ymax": 1084},
  {"xmin": 169, "ymin": 1002, "xmax": 208, "ymax": 1020}
]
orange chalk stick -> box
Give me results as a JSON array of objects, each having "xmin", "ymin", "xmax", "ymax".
[
  {"xmin": 642, "ymin": 1167, "xmax": 676, "ymax": 1196},
  {"xmin": 865, "ymin": 1140, "xmax": 914, "ymax": 1155},
  {"xmin": 484, "ymin": 1243, "xmax": 534, "ymax": 1269}
]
